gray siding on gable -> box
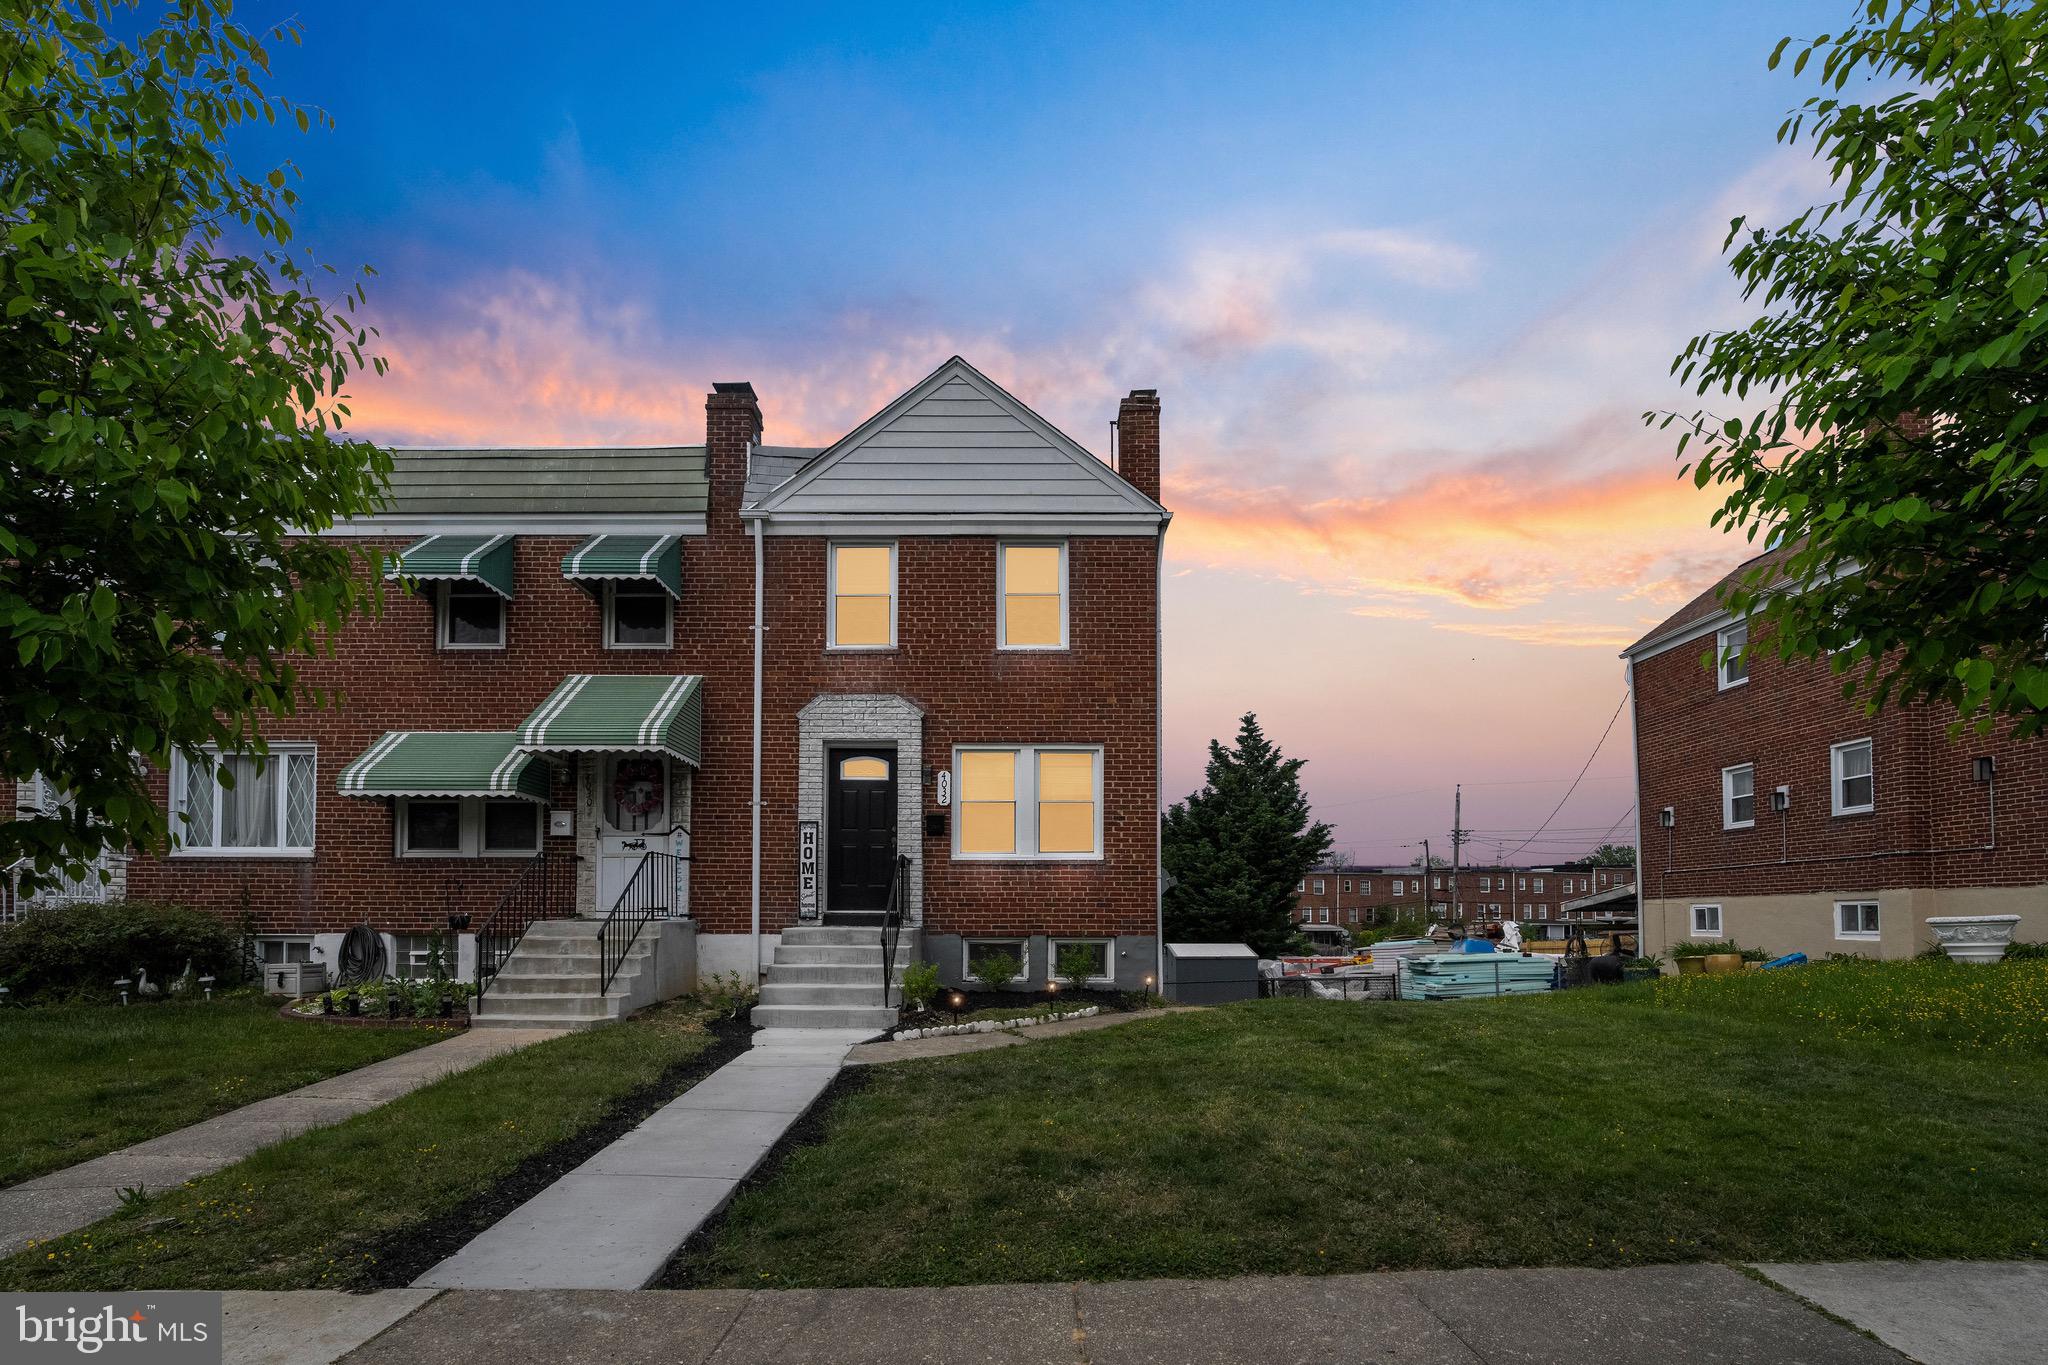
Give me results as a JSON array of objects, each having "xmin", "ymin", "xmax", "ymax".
[
  {"xmin": 384, "ymin": 447, "xmax": 708, "ymax": 517},
  {"xmin": 753, "ymin": 366, "xmax": 1157, "ymax": 520}
]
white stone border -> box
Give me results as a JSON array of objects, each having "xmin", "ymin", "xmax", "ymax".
[
  {"xmin": 895, "ymin": 1004, "xmax": 1099, "ymax": 1040},
  {"xmin": 796, "ymin": 693, "xmax": 924, "ymax": 923}
]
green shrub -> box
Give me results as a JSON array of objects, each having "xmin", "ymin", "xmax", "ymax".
[
  {"xmin": 1668, "ymin": 940, "xmax": 1740, "ymax": 958},
  {"xmin": 0, "ymin": 900, "xmax": 240, "ymax": 1002},
  {"xmin": 2003, "ymin": 940, "xmax": 2048, "ymax": 961},
  {"xmin": 901, "ymin": 959, "xmax": 940, "ymax": 1011},
  {"xmin": 698, "ymin": 970, "xmax": 759, "ymax": 1020},
  {"xmin": 1055, "ymin": 943, "xmax": 1099, "ymax": 992},
  {"xmin": 972, "ymin": 951, "xmax": 1020, "ymax": 993}
]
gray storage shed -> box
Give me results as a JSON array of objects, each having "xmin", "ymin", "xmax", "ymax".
[{"xmin": 1163, "ymin": 942, "xmax": 1259, "ymax": 1005}]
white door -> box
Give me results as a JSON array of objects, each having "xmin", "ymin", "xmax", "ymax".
[{"xmin": 598, "ymin": 754, "xmax": 668, "ymax": 913}]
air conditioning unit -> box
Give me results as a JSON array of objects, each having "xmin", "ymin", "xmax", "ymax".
[{"xmin": 262, "ymin": 962, "xmax": 328, "ymax": 997}]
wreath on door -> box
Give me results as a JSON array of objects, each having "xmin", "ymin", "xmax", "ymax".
[{"xmin": 610, "ymin": 758, "xmax": 665, "ymax": 819}]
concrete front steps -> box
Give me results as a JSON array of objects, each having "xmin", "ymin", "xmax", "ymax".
[
  {"xmin": 753, "ymin": 923, "xmax": 915, "ymax": 1031},
  {"xmin": 470, "ymin": 919, "xmax": 659, "ymax": 1032}
]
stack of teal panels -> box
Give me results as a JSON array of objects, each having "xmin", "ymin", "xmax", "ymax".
[{"xmin": 1402, "ymin": 953, "xmax": 1559, "ymax": 1000}]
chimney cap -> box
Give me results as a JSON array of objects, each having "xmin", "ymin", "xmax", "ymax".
[
  {"xmin": 712, "ymin": 381, "xmax": 758, "ymax": 399},
  {"xmin": 1126, "ymin": 388, "xmax": 1158, "ymax": 399}
]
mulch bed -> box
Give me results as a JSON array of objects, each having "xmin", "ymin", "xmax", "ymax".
[
  {"xmin": 275, "ymin": 997, "xmax": 472, "ymax": 1030},
  {"xmin": 359, "ymin": 1012, "xmax": 756, "ymax": 1287},
  {"xmin": 654, "ymin": 1064, "xmax": 874, "ymax": 1288}
]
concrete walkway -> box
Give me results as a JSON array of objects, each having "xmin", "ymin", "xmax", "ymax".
[
  {"xmin": 413, "ymin": 1027, "xmax": 876, "ymax": 1291},
  {"xmin": 1755, "ymin": 1260, "xmax": 2048, "ymax": 1365},
  {"xmin": 0, "ymin": 1026, "xmax": 561, "ymax": 1258},
  {"xmin": 845, "ymin": 1005, "xmax": 1200, "ymax": 1065},
  {"xmin": 313, "ymin": 1264, "xmax": 1912, "ymax": 1364}
]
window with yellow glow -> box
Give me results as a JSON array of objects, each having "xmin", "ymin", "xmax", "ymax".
[
  {"xmin": 830, "ymin": 543, "xmax": 894, "ymax": 647},
  {"xmin": 839, "ymin": 756, "xmax": 889, "ymax": 782},
  {"xmin": 999, "ymin": 543, "xmax": 1065, "ymax": 648},
  {"xmin": 957, "ymin": 750, "xmax": 1016, "ymax": 854},
  {"xmin": 953, "ymin": 745, "xmax": 1101, "ymax": 859}
]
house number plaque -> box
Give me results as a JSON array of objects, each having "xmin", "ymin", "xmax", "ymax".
[
  {"xmin": 798, "ymin": 820, "xmax": 819, "ymax": 920},
  {"xmin": 935, "ymin": 769, "xmax": 952, "ymax": 807}
]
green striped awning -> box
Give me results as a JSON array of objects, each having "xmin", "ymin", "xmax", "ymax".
[
  {"xmin": 335, "ymin": 732, "xmax": 552, "ymax": 803},
  {"xmin": 560, "ymin": 534, "xmax": 682, "ymax": 598},
  {"xmin": 518, "ymin": 674, "xmax": 704, "ymax": 766},
  {"xmin": 385, "ymin": 534, "xmax": 517, "ymax": 598}
]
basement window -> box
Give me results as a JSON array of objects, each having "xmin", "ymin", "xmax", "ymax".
[{"xmin": 1835, "ymin": 901, "xmax": 1880, "ymax": 941}]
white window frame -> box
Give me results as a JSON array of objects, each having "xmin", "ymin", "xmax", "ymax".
[
  {"xmin": 951, "ymin": 744, "xmax": 1104, "ymax": 861},
  {"xmin": 396, "ymin": 797, "xmax": 543, "ymax": 859},
  {"xmin": 1532, "ymin": 878, "xmax": 1544, "ymax": 892},
  {"xmin": 1834, "ymin": 899, "xmax": 1880, "ymax": 942},
  {"xmin": 169, "ymin": 745, "xmax": 317, "ymax": 858},
  {"xmin": 1342, "ymin": 879, "xmax": 1352, "ymax": 893},
  {"xmin": 996, "ymin": 539, "xmax": 1068, "ymax": 650},
  {"xmin": 1717, "ymin": 622, "xmax": 1749, "ymax": 690},
  {"xmin": 1831, "ymin": 738, "xmax": 1875, "ymax": 816},
  {"xmin": 1048, "ymin": 937, "xmax": 1114, "ymax": 986},
  {"xmin": 1362, "ymin": 879, "xmax": 1373, "ymax": 894},
  {"xmin": 1690, "ymin": 903, "xmax": 1723, "ymax": 937},
  {"xmin": 963, "ymin": 937, "xmax": 1030, "ymax": 983},
  {"xmin": 1722, "ymin": 763, "xmax": 1756, "ymax": 830},
  {"xmin": 603, "ymin": 580, "xmax": 673, "ymax": 650},
  {"xmin": 437, "ymin": 581, "xmax": 506, "ymax": 651},
  {"xmin": 1318, "ymin": 906, "xmax": 1330, "ymax": 923},
  {"xmin": 1313, "ymin": 879, "xmax": 1325, "ymax": 895},
  {"xmin": 827, "ymin": 539, "xmax": 897, "ymax": 650}
]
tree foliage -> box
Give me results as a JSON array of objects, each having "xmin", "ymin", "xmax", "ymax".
[
  {"xmin": 1586, "ymin": 843, "xmax": 1636, "ymax": 867},
  {"xmin": 1654, "ymin": 0, "xmax": 2048, "ymax": 734},
  {"xmin": 1163, "ymin": 713, "xmax": 1333, "ymax": 957},
  {"xmin": 1, "ymin": 0, "xmax": 389, "ymax": 890}
]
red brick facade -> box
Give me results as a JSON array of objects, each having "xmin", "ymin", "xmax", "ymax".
[
  {"xmin": 110, "ymin": 378, "xmax": 1164, "ymax": 958},
  {"xmin": 1294, "ymin": 864, "xmax": 1635, "ymax": 935},
  {"xmin": 1628, "ymin": 566, "xmax": 2043, "ymax": 958}
]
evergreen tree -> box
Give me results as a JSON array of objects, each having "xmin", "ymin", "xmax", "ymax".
[{"xmin": 1163, "ymin": 713, "xmax": 1333, "ymax": 956}]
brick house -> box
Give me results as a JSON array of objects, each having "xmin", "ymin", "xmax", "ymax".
[
  {"xmin": 41, "ymin": 357, "xmax": 1169, "ymax": 1019},
  {"xmin": 1293, "ymin": 863, "xmax": 1635, "ymax": 939},
  {"xmin": 1623, "ymin": 545, "xmax": 2042, "ymax": 961}
]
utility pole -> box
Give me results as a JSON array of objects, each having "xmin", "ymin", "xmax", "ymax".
[
  {"xmin": 1421, "ymin": 837, "xmax": 1434, "ymax": 918},
  {"xmin": 1448, "ymin": 784, "xmax": 1464, "ymax": 926}
]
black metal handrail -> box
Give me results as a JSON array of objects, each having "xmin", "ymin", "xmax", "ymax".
[
  {"xmin": 879, "ymin": 853, "xmax": 910, "ymax": 1008},
  {"xmin": 474, "ymin": 849, "xmax": 575, "ymax": 1005},
  {"xmin": 597, "ymin": 849, "xmax": 689, "ymax": 994}
]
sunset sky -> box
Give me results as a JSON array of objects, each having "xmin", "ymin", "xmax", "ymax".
[{"xmin": 249, "ymin": 0, "xmax": 1847, "ymax": 864}]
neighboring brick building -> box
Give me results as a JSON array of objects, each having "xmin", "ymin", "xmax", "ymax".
[
  {"xmin": 1623, "ymin": 545, "xmax": 2043, "ymax": 960},
  {"xmin": 77, "ymin": 357, "xmax": 1170, "ymax": 991},
  {"xmin": 1294, "ymin": 863, "xmax": 1635, "ymax": 939}
]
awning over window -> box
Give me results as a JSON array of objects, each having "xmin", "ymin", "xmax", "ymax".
[
  {"xmin": 386, "ymin": 534, "xmax": 517, "ymax": 598},
  {"xmin": 335, "ymin": 732, "xmax": 552, "ymax": 803},
  {"xmin": 517, "ymin": 674, "xmax": 704, "ymax": 766},
  {"xmin": 560, "ymin": 534, "xmax": 682, "ymax": 599}
]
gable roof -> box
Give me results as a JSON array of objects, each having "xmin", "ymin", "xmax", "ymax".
[
  {"xmin": 742, "ymin": 357, "xmax": 1168, "ymax": 530},
  {"xmin": 1623, "ymin": 540, "xmax": 1801, "ymax": 659}
]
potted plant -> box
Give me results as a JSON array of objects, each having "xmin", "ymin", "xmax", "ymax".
[
  {"xmin": 1669, "ymin": 941, "xmax": 1717, "ymax": 976},
  {"xmin": 1622, "ymin": 954, "xmax": 1664, "ymax": 983}
]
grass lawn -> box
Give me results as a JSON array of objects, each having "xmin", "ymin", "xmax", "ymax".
[
  {"xmin": 0, "ymin": 996, "xmax": 438, "ymax": 1189},
  {"xmin": 0, "ymin": 999, "xmax": 728, "ymax": 1290},
  {"xmin": 674, "ymin": 959, "xmax": 2048, "ymax": 1288}
]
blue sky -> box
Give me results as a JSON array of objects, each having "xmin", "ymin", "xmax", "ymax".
[{"xmin": 244, "ymin": 0, "xmax": 1851, "ymax": 862}]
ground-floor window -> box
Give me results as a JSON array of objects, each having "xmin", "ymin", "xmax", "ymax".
[
  {"xmin": 964, "ymin": 937, "xmax": 1029, "ymax": 984},
  {"xmin": 1049, "ymin": 938, "xmax": 1112, "ymax": 985},
  {"xmin": 391, "ymin": 933, "xmax": 453, "ymax": 979},
  {"xmin": 398, "ymin": 798, "xmax": 542, "ymax": 858},
  {"xmin": 170, "ymin": 745, "xmax": 317, "ymax": 856},
  {"xmin": 1835, "ymin": 900, "xmax": 1880, "ymax": 941},
  {"xmin": 1690, "ymin": 903, "xmax": 1723, "ymax": 936},
  {"xmin": 257, "ymin": 937, "xmax": 313, "ymax": 965}
]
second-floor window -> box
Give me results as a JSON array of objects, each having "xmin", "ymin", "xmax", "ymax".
[
  {"xmin": 1717, "ymin": 622, "xmax": 1749, "ymax": 689},
  {"xmin": 605, "ymin": 581, "xmax": 671, "ymax": 649},
  {"xmin": 171, "ymin": 746, "xmax": 316, "ymax": 856},
  {"xmin": 998, "ymin": 542, "xmax": 1066, "ymax": 648},
  {"xmin": 829, "ymin": 542, "xmax": 895, "ymax": 648},
  {"xmin": 1832, "ymin": 739, "xmax": 1875, "ymax": 815},
  {"xmin": 1722, "ymin": 763, "xmax": 1756, "ymax": 829},
  {"xmin": 1313, "ymin": 879, "xmax": 1326, "ymax": 895},
  {"xmin": 439, "ymin": 582, "xmax": 504, "ymax": 649}
]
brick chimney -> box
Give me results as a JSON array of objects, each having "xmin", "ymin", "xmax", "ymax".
[
  {"xmin": 1117, "ymin": 388, "xmax": 1161, "ymax": 504},
  {"xmin": 706, "ymin": 380, "xmax": 762, "ymax": 532}
]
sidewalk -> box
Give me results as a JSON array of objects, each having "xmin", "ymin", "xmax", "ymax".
[
  {"xmin": 0, "ymin": 1026, "xmax": 561, "ymax": 1258},
  {"xmin": 253, "ymin": 1263, "xmax": 1945, "ymax": 1365},
  {"xmin": 412, "ymin": 1027, "xmax": 876, "ymax": 1291}
]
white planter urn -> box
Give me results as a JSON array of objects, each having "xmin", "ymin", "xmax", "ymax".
[{"xmin": 1925, "ymin": 914, "xmax": 2022, "ymax": 965}]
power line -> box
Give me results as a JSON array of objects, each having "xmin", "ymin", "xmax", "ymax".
[{"xmin": 1497, "ymin": 691, "xmax": 1630, "ymax": 864}]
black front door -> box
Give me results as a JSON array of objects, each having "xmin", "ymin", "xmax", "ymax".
[{"xmin": 827, "ymin": 748, "xmax": 897, "ymax": 917}]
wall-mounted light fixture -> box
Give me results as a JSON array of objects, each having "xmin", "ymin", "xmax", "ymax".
[
  {"xmin": 1658, "ymin": 807, "xmax": 1676, "ymax": 828},
  {"xmin": 1974, "ymin": 755, "xmax": 1997, "ymax": 785},
  {"xmin": 1771, "ymin": 786, "xmax": 1791, "ymax": 813}
]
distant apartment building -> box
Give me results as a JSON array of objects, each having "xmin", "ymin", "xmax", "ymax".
[
  {"xmin": 1623, "ymin": 544, "xmax": 2044, "ymax": 961},
  {"xmin": 1295, "ymin": 863, "xmax": 1635, "ymax": 940}
]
